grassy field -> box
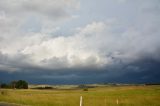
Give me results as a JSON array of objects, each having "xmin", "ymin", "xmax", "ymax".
[{"xmin": 0, "ymin": 85, "xmax": 160, "ymax": 106}]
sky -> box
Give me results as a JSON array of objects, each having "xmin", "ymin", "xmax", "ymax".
[{"xmin": 0, "ymin": 0, "xmax": 160, "ymax": 84}]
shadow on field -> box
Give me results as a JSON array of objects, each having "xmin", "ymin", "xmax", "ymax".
[{"xmin": 0, "ymin": 102, "xmax": 19, "ymax": 106}]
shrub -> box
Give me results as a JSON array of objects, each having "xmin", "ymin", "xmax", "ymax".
[
  {"xmin": 0, "ymin": 90, "xmax": 8, "ymax": 95},
  {"xmin": 83, "ymin": 88, "xmax": 88, "ymax": 91},
  {"xmin": 32, "ymin": 86, "xmax": 53, "ymax": 90}
]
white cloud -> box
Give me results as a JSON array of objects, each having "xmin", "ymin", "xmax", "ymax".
[
  {"xmin": 0, "ymin": 21, "xmax": 111, "ymax": 71},
  {"xmin": 0, "ymin": 0, "xmax": 160, "ymax": 72},
  {"xmin": 0, "ymin": 0, "xmax": 79, "ymax": 36},
  {"xmin": 1, "ymin": 18, "xmax": 159, "ymax": 72},
  {"xmin": 0, "ymin": 0, "xmax": 79, "ymax": 18}
]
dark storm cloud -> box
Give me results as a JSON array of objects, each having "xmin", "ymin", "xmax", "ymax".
[
  {"xmin": 1, "ymin": 57, "xmax": 160, "ymax": 84},
  {"xmin": 0, "ymin": 0, "xmax": 160, "ymax": 84}
]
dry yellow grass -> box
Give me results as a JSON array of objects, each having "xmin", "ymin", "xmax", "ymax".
[{"xmin": 0, "ymin": 85, "xmax": 160, "ymax": 106}]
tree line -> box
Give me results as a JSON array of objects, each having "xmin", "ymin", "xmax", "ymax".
[{"xmin": 0, "ymin": 80, "xmax": 28, "ymax": 89}]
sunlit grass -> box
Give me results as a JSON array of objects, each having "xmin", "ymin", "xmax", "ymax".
[{"xmin": 0, "ymin": 85, "xmax": 160, "ymax": 106}]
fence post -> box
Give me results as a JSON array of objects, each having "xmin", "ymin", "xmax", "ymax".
[
  {"xmin": 116, "ymin": 99, "xmax": 119, "ymax": 105},
  {"xmin": 80, "ymin": 96, "xmax": 82, "ymax": 106},
  {"xmin": 105, "ymin": 97, "xmax": 106, "ymax": 106}
]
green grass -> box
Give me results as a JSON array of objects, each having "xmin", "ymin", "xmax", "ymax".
[{"xmin": 0, "ymin": 85, "xmax": 160, "ymax": 106}]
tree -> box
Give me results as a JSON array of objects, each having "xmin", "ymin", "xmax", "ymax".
[
  {"xmin": 10, "ymin": 81, "xmax": 17, "ymax": 89},
  {"xmin": 1, "ymin": 83, "xmax": 9, "ymax": 88},
  {"xmin": 0, "ymin": 80, "xmax": 28, "ymax": 89},
  {"xmin": 15, "ymin": 80, "xmax": 28, "ymax": 89}
]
